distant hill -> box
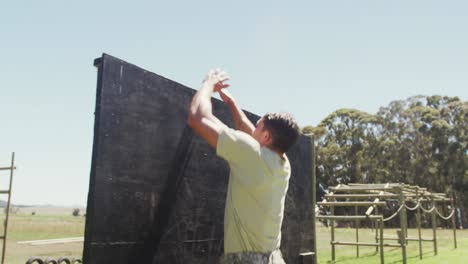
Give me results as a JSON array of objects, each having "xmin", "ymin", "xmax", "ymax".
[
  {"xmin": 0, "ymin": 200, "xmax": 86, "ymax": 215},
  {"xmin": 0, "ymin": 200, "xmax": 72, "ymax": 208},
  {"xmin": 0, "ymin": 200, "xmax": 28, "ymax": 208}
]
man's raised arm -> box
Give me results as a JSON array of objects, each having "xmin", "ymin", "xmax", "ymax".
[
  {"xmin": 187, "ymin": 69, "xmax": 230, "ymax": 148},
  {"xmin": 218, "ymin": 89, "xmax": 255, "ymax": 135}
]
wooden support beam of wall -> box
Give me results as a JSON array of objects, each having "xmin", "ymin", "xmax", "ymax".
[
  {"xmin": 325, "ymin": 194, "xmax": 399, "ymax": 199},
  {"xmin": 318, "ymin": 201, "xmax": 386, "ymax": 207},
  {"xmin": 331, "ymin": 241, "xmax": 402, "ymax": 248},
  {"xmin": 317, "ymin": 215, "xmax": 383, "ymax": 220}
]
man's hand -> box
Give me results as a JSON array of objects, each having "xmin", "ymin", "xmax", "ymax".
[
  {"xmin": 187, "ymin": 69, "xmax": 230, "ymax": 149},
  {"xmin": 217, "ymin": 87, "xmax": 255, "ymax": 135},
  {"xmin": 218, "ymin": 88, "xmax": 234, "ymax": 105},
  {"xmin": 203, "ymin": 68, "xmax": 230, "ymax": 92}
]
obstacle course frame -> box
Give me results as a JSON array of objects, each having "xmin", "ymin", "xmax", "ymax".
[{"xmin": 317, "ymin": 183, "xmax": 457, "ymax": 264}]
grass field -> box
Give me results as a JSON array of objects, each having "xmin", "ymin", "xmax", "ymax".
[
  {"xmin": 0, "ymin": 214, "xmax": 466, "ymax": 263},
  {"xmin": 0, "ymin": 214, "xmax": 84, "ymax": 264},
  {"xmin": 316, "ymin": 225, "xmax": 467, "ymax": 264}
]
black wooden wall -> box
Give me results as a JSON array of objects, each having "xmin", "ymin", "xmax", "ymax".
[{"xmin": 83, "ymin": 54, "xmax": 315, "ymax": 264}]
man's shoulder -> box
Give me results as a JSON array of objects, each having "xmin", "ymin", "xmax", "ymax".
[
  {"xmin": 220, "ymin": 125, "xmax": 259, "ymax": 148},
  {"xmin": 217, "ymin": 126, "xmax": 261, "ymax": 163}
]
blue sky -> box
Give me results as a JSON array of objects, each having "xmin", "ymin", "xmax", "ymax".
[{"xmin": 1, "ymin": 0, "xmax": 467, "ymax": 206}]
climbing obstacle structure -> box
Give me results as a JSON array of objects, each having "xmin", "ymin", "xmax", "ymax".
[{"xmin": 317, "ymin": 183, "xmax": 457, "ymax": 264}]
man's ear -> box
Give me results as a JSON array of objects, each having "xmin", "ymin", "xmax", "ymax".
[{"xmin": 263, "ymin": 130, "xmax": 273, "ymax": 146}]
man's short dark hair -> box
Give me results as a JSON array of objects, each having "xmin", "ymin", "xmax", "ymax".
[{"xmin": 262, "ymin": 112, "xmax": 300, "ymax": 153}]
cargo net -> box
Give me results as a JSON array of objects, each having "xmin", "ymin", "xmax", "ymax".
[{"xmin": 316, "ymin": 183, "xmax": 458, "ymax": 264}]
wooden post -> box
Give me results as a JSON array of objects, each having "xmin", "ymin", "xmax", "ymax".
[
  {"xmin": 451, "ymin": 193, "xmax": 457, "ymax": 249},
  {"xmin": 431, "ymin": 204, "xmax": 438, "ymax": 255},
  {"xmin": 366, "ymin": 191, "xmax": 384, "ymax": 254},
  {"xmin": 1, "ymin": 152, "xmax": 15, "ymax": 264},
  {"xmin": 398, "ymin": 187, "xmax": 407, "ymax": 264},
  {"xmin": 310, "ymin": 136, "xmax": 318, "ymax": 264},
  {"xmin": 397, "ymin": 230, "xmax": 407, "ymax": 264},
  {"xmin": 355, "ymin": 206, "xmax": 359, "ymax": 258},
  {"xmin": 416, "ymin": 191, "xmax": 423, "ymax": 259},
  {"xmin": 379, "ymin": 218, "xmax": 384, "ymax": 264},
  {"xmin": 331, "ymin": 205, "xmax": 335, "ymax": 263},
  {"xmin": 375, "ymin": 207, "xmax": 379, "ymax": 253}
]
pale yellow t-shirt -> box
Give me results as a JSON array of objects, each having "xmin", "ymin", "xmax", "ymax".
[{"xmin": 216, "ymin": 125, "xmax": 291, "ymax": 254}]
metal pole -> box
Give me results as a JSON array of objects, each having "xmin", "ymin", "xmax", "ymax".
[{"xmin": 1, "ymin": 152, "xmax": 15, "ymax": 264}]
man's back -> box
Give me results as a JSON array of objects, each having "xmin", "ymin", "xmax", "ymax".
[
  {"xmin": 217, "ymin": 126, "xmax": 291, "ymax": 253},
  {"xmin": 187, "ymin": 69, "xmax": 300, "ymax": 264}
]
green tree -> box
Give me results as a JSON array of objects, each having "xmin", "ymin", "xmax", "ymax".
[
  {"xmin": 316, "ymin": 109, "xmax": 380, "ymax": 185},
  {"xmin": 306, "ymin": 95, "xmax": 467, "ymax": 227}
]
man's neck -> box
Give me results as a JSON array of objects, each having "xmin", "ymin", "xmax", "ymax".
[{"xmin": 266, "ymin": 146, "xmax": 285, "ymax": 160}]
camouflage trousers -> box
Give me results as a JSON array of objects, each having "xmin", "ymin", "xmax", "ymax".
[{"xmin": 222, "ymin": 250, "xmax": 286, "ymax": 264}]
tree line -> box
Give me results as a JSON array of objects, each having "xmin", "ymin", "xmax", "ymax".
[{"xmin": 303, "ymin": 95, "xmax": 467, "ymax": 227}]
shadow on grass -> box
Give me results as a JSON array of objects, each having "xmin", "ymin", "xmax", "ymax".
[
  {"xmin": 331, "ymin": 251, "xmax": 379, "ymax": 263},
  {"xmin": 325, "ymin": 247, "xmax": 439, "ymax": 264},
  {"xmin": 385, "ymin": 249, "xmax": 436, "ymax": 264}
]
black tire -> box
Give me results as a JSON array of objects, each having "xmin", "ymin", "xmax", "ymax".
[
  {"xmin": 44, "ymin": 257, "xmax": 58, "ymax": 264},
  {"xmin": 26, "ymin": 257, "xmax": 44, "ymax": 264},
  {"xmin": 57, "ymin": 257, "xmax": 71, "ymax": 264}
]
